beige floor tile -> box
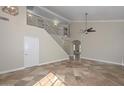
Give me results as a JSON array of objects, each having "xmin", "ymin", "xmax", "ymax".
[{"xmin": 0, "ymin": 59, "xmax": 124, "ymax": 86}]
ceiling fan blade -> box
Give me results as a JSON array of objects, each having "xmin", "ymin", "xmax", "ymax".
[
  {"xmin": 87, "ymin": 30, "xmax": 96, "ymax": 32},
  {"xmin": 87, "ymin": 28, "xmax": 93, "ymax": 31},
  {"xmin": 89, "ymin": 27, "xmax": 93, "ymax": 30}
]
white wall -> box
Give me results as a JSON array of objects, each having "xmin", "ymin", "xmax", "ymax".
[
  {"xmin": 0, "ymin": 6, "xmax": 68, "ymax": 72},
  {"xmin": 0, "ymin": 7, "xmax": 25, "ymax": 72},
  {"xmin": 70, "ymin": 22, "xmax": 124, "ymax": 64},
  {"xmin": 25, "ymin": 26, "xmax": 68, "ymax": 64}
]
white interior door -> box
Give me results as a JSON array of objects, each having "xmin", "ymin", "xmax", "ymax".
[{"xmin": 24, "ymin": 36, "xmax": 39, "ymax": 67}]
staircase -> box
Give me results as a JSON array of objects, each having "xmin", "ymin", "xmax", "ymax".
[
  {"xmin": 44, "ymin": 21, "xmax": 72, "ymax": 55},
  {"xmin": 45, "ymin": 25, "xmax": 73, "ymax": 58},
  {"xmin": 26, "ymin": 8, "xmax": 72, "ymax": 56}
]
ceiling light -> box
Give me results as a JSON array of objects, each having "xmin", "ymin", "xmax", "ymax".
[
  {"xmin": 28, "ymin": 13, "xmax": 32, "ymax": 17},
  {"xmin": 2, "ymin": 6, "xmax": 19, "ymax": 16},
  {"xmin": 53, "ymin": 20, "xmax": 59, "ymax": 26}
]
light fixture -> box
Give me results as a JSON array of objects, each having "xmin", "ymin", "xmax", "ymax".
[
  {"xmin": 28, "ymin": 13, "xmax": 32, "ymax": 17},
  {"xmin": 82, "ymin": 12, "xmax": 96, "ymax": 34},
  {"xmin": 2, "ymin": 6, "xmax": 19, "ymax": 16},
  {"xmin": 53, "ymin": 20, "xmax": 59, "ymax": 26}
]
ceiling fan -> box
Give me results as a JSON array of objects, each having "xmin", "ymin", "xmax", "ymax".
[{"xmin": 82, "ymin": 12, "xmax": 96, "ymax": 34}]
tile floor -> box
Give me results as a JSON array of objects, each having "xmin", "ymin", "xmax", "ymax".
[{"xmin": 0, "ymin": 59, "xmax": 124, "ymax": 86}]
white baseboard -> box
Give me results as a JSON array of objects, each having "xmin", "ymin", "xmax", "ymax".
[
  {"xmin": 0, "ymin": 67, "xmax": 25, "ymax": 75},
  {"xmin": 82, "ymin": 57, "xmax": 123, "ymax": 66},
  {"xmin": 0, "ymin": 57, "xmax": 122, "ymax": 75},
  {"xmin": 0, "ymin": 58, "xmax": 69, "ymax": 75},
  {"xmin": 38, "ymin": 58, "xmax": 69, "ymax": 66}
]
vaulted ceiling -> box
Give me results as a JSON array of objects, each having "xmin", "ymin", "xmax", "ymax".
[{"xmin": 44, "ymin": 6, "xmax": 124, "ymax": 21}]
